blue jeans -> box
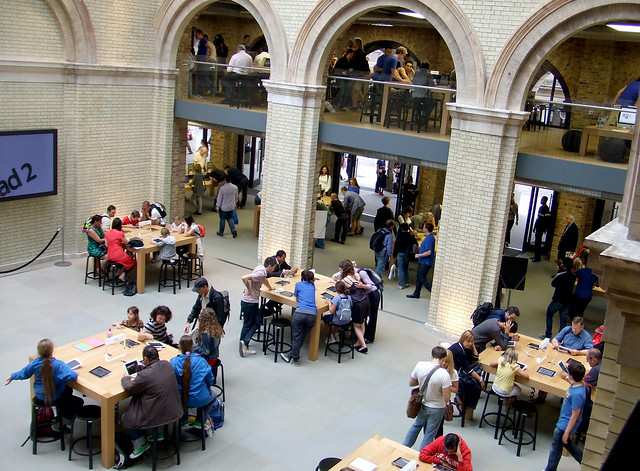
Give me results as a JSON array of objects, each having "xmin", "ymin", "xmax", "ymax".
[
  {"xmin": 240, "ymin": 301, "xmax": 261, "ymax": 347},
  {"xmin": 397, "ymin": 252, "xmax": 409, "ymax": 286},
  {"xmin": 290, "ymin": 310, "xmax": 316, "ymax": 360},
  {"xmin": 402, "ymin": 405, "xmax": 445, "ymax": 450},
  {"xmin": 413, "ymin": 263, "xmax": 433, "ymax": 295},
  {"xmin": 218, "ymin": 210, "xmax": 236, "ymax": 235},
  {"xmin": 375, "ymin": 251, "xmax": 388, "ymax": 277},
  {"xmin": 545, "ymin": 426, "xmax": 583, "ymax": 471},
  {"xmin": 545, "ymin": 301, "xmax": 570, "ymax": 338}
]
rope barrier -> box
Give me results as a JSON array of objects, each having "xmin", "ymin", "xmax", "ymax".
[{"xmin": 0, "ymin": 228, "xmax": 61, "ymax": 274}]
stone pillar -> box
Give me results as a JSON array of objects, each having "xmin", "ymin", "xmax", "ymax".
[
  {"xmin": 582, "ymin": 222, "xmax": 640, "ymax": 470},
  {"xmin": 549, "ymin": 193, "xmax": 596, "ymax": 260},
  {"xmin": 427, "ymin": 105, "xmax": 528, "ymax": 334},
  {"xmin": 415, "ymin": 168, "xmax": 446, "ymax": 216},
  {"xmin": 618, "ymin": 123, "xmax": 640, "ymax": 241},
  {"xmin": 171, "ymin": 117, "xmax": 188, "ymax": 218},
  {"xmin": 258, "ymin": 81, "xmax": 326, "ymax": 268}
]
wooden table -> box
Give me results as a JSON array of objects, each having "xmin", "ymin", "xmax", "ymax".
[
  {"xmin": 329, "ymin": 434, "xmax": 420, "ymax": 471},
  {"xmin": 478, "ymin": 334, "xmax": 590, "ymax": 397},
  {"xmin": 122, "ymin": 225, "xmax": 195, "ymax": 294},
  {"xmin": 578, "ymin": 125, "xmax": 633, "ymax": 156},
  {"xmin": 30, "ymin": 329, "xmax": 179, "ymax": 469},
  {"xmin": 260, "ymin": 272, "xmax": 334, "ymax": 361},
  {"xmin": 379, "ymin": 83, "xmax": 454, "ymax": 135}
]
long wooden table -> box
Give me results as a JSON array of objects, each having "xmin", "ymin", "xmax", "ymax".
[
  {"xmin": 260, "ymin": 272, "xmax": 335, "ymax": 361},
  {"xmin": 122, "ymin": 225, "xmax": 195, "ymax": 294},
  {"xmin": 329, "ymin": 435, "xmax": 420, "ymax": 471},
  {"xmin": 578, "ymin": 125, "xmax": 633, "ymax": 156},
  {"xmin": 30, "ymin": 329, "xmax": 179, "ymax": 468},
  {"xmin": 478, "ymin": 334, "xmax": 590, "ymax": 397}
]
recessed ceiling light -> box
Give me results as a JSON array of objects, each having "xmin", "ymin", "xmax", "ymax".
[
  {"xmin": 398, "ymin": 11, "xmax": 425, "ymax": 20},
  {"xmin": 607, "ymin": 23, "xmax": 640, "ymax": 33},
  {"xmin": 371, "ymin": 23, "xmax": 393, "ymax": 27}
]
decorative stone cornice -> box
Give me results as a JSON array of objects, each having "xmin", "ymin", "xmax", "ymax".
[
  {"xmin": 0, "ymin": 60, "xmax": 177, "ymax": 87},
  {"xmin": 448, "ymin": 103, "xmax": 529, "ymax": 138},
  {"xmin": 262, "ymin": 80, "xmax": 326, "ymax": 108}
]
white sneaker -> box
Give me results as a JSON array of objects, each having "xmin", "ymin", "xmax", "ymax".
[
  {"xmin": 244, "ymin": 346, "xmax": 257, "ymax": 355},
  {"xmin": 239, "ymin": 340, "xmax": 246, "ymax": 358}
]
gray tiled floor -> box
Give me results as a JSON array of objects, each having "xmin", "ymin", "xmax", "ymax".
[{"xmin": 2, "ymin": 204, "xmax": 592, "ymax": 470}]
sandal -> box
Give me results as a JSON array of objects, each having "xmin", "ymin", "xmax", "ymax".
[{"xmin": 454, "ymin": 396, "xmax": 464, "ymax": 414}]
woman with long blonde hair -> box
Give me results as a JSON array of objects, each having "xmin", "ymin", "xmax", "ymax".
[
  {"xmin": 195, "ymin": 308, "xmax": 224, "ymax": 379},
  {"xmin": 448, "ymin": 330, "xmax": 484, "ymax": 420},
  {"xmin": 7, "ymin": 338, "xmax": 83, "ymax": 423},
  {"xmin": 490, "ymin": 347, "xmax": 529, "ymax": 406}
]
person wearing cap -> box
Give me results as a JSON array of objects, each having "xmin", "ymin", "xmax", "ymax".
[{"xmin": 184, "ymin": 277, "xmax": 226, "ymax": 333}]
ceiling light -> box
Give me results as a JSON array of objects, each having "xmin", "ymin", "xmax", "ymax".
[
  {"xmin": 607, "ymin": 23, "xmax": 640, "ymax": 33},
  {"xmin": 398, "ymin": 11, "xmax": 425, "ymax": 20},
  {"xmin": 371, "ymin": 23, "xmax": 393, "ymax": 27}
]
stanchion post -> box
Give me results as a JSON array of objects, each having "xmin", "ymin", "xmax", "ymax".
[{"xmin": 55, "ymin": 226, "xmax": 71, "ymax": 267}]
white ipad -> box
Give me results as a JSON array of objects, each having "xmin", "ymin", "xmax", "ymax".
[
  {"xmin": 66, "ymin": 358, "xmax": 82, "ymax": 370},
  {"xmin": 123, "ymin": 360, "xmax": 143, "ymax": 377}
]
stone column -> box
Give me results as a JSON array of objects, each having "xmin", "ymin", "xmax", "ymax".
[
  {"xmin": 427, "ymin": 104, "xmax": 528, "ymax": 334},
  {"xmin": 582, "ymin": 222, "xmax": 640, "ymax": 470},
  {"xmin": 258, "ymin": 81, "xmax": 326, "ymax": 268}
]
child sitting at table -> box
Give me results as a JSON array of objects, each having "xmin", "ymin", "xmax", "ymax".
[
  {"xmin": 171, "ymin": 216, "xmax": 186, "ymax": 233},
  {"xmin": 138, "ymin": 305, "xmax": 176, "ymax": 346},
  {"xmin": 322, "ymin": 281, "xmax": 352, "ymax": 342},
  {"xmin": 152, "ymin": 227, "xmax": 177, "ymax": 262},
  {"xmin": 490, "ymin": 347, "xmax": 529, "ymax": 406},
  {"xmin": 121, "ymin": 210, "xmax": 141, "ymax": 226},
  {"xmin": 113, "ymin": 306, "xmax": 144, "ymax": 332}
]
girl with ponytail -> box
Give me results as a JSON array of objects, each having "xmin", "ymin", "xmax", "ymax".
[
  {"xmin": 7, "ymin": 338, "xmax": 83, "ymax": 422},
  {"xmin": 170, "ymin": 335, "xmax": 216, "ymax": 427}
]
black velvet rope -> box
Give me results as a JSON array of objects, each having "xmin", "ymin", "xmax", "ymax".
[{"xmin": 0, "ymin": 228, "xmax": 61, "ymax": 274}]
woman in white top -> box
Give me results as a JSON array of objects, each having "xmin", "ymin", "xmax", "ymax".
[{"xmin": 318, "ymin": 165, "xmax": 332, "ymax": 196}]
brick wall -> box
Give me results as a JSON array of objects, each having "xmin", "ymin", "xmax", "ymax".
[
  {"xmin": 549, "ymin": 193, "xmax": 596, "ymax": 260},
  {"xmin": 209, "ymin": 130, "xmax": 239, "ymax": 168},
  {"xmin": 415, "ymin": 168, "xmax": 446, "ymax": 216}
]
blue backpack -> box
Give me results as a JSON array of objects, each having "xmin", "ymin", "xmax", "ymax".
[
  {"xmin": 209, "ymin": 398, "xmax": 225, "ymax": 429},
  {"xmin": 332, "ymin": 295, "xmax": 352, "ymax": 325}
]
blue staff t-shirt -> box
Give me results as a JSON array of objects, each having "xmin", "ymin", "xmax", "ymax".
[
  {"xmin": 294, "ymin": 280, "xmax": 317, "ymax": 313},
  {"xmin": 418, "ymin": 233, "xmax": 436, "ymax": 266},
  {"xmin": 556, "ymin": 383, "xmax": 586, "ymax": 434}
]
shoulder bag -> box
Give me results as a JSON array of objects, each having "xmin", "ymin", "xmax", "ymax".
[{"xmin": 406, "ymin": 365, "xmax": 441, "ymax": 419}]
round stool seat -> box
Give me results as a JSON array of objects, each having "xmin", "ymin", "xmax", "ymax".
[
  {"xmin": 77, "ymin": 405, "xmax": 101, "ymax": 421},
  {"xmin": 316, "ymin": 457, "xmax": 342, "ymax": 471},
  {"xmin": 498, "ymin": 400, "xmax": 538, "ymax": 456},
  {"xmin": 265, "ymin": 317, "xmax": 292, "ymax": 362},
  {"xmin": 271, "ymin": 317, "xmax": 291, "ymax": 328}
]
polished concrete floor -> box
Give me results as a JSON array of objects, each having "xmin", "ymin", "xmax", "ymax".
[{"xmin": 2, "ymin": 200, "xmax": 601, "ymax": 470}]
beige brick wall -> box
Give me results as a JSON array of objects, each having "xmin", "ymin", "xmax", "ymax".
[
  {"xmin": 0, "ymin": 0, "xmax": 65, "ymax": 62},
  {"xmin": 415, "ymin": 168, "xmax": 446, "ymax": 216},
  {"xmin": 549, "ymin": 193, "xmax": 597, "ymax": 260}
]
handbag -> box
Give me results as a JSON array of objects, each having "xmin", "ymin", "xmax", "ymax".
[
  {"xmin": 444, "ymin": 403, "xmax": 454, "ymax": 421},
  {"xmin": 406, "ymin": 365, "xmax": 441, "ymax": 419}
]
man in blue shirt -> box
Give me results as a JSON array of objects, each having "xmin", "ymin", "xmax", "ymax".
[
  {"xmin": 373, "ymin": 47, "xmax": 392, "ymax": 81},
  {"xmin": 552, "ymin": 316, "xmax": 593, "ymax": 355},
  {"xmin": 486, "ymin": 306, "xmax": 520, "ymax": 323},
  {"xmin": 544, "ymin": 362, "xmax": 586, "ymax": 471},
  {"xmin": 407, "ymin": 222, "xmax": 436, "ymax": 299},
  {"xmin": 374, "ymin": 219, "xmax": 394, "ymax": 277}
]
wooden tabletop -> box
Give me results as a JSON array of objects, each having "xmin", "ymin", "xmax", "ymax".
[
  {"xmin": 579, "ymin": 125, "xmax": 633, "ymax": 156},
  {"xmin": 329, "ymin": 434, "xmax": 420, "ymax": 471},
  {"xmin": 261, "ymin": 272, "xmax": 335, "ymax": 361},
  {"xmin": 122, "ymin": 225, "xmax": 196, "ymax": 293},
  {"xmin": 478, "ymin": 333, "xmax": 590, "ymax": 397},
  {"xmin": 31, "ymin": 329, "xmax": 179, "ymax": 468}
]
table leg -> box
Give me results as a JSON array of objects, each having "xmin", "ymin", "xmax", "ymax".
[
  {"xmin": 100, "ymin": 398, "xmax": 116, "ymax": 468},
  {"xmin": 579, "ymin": 132, "xmax": 589, "ymax": 156},
  {"xmin": 136, "ymin": 256, "xmax": 146, "ymax": 294},
  {"xmin": 440, "ymin": 92, "xmax": 452, "ymax": 135},
  {"xmin": 380, "ymin": 84, "xmax": 390, "ymax": 126},
  {"xmin": 308, "ymin": 312, "xmax": 323, "ymax": 361}
]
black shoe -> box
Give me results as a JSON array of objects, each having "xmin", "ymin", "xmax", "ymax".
[
  {"xmin": 331, "ymin": 239, "xmax": 339, "ymax": 243},
  {"xmin": 232, "ymin": 231, "xmax": 238, "ymax": 238},
  {"xmin": 358, "ymin": 227, "xmax": 364, "ymax": 235},
  {"xmin": 364, "ymin": 338, "xmax": 374, "ymax": 344},
  {"xmin": 539, "ymin": 333, "xmax": 549, "ymax": 340},
  {"xmin": 530, "ymin": 257, "xmax": 540, "ymax": 263},
  {"xmin": 340, "ymin": 241, "xmax": 345, "ymax": 244},
  {"xmin": 216, "ymin": 232, "xmax": 223, "ymax": 237},
  {"xmin": 194, "ymin": 211, "xmax": 202, "ymax": 215},
  {"xmin": 406, "ymin": 293, "xmax": 420, "ymax": 299},
  {"xmin": 357, "ymin": 347, "xmax": 368, "ymax": 354}
]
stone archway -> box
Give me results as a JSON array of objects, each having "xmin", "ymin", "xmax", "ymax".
[
  {"xmin": 153, "ymin": 0, "xmax": 288, "ymax": 81},
  {"xmin": 45, "ymin": 0, "xmax": 96, "ymax": 63},
  {"xmin": 288, "ymin": 0, "xmax": 485, "ymax": 105},
  {"xmin": 486, "ymin": 0, "xmax": 640, "ymax": 111}
]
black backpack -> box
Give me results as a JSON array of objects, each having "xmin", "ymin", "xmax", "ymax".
[
  {"xmin": 211, "ymin": 288, "xmax": 231, "ymax": 328},
  {"xmin": 471, "ymin": 302, "xmax": 494, "ymax": 327},
  {"xmin": 150, "ymin": 202, "xmax": 167, "ymax": 219},
  {"xmin": 369, "ymin": 229, "xmax": 388, "ymax": 252}
]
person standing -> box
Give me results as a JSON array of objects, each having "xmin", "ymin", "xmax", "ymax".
[
  {"xmin": 407, "ymin": 222, "xmax": 436, "ymax": 299},
  {"xmin": 402, "ymin": 346, "xmax": 452, "ymax": 450},
  {"xmin": 543, "ymin": 362, "xmax": 586, "ymax": 471},
  {"xmin": 239, "ymin": 257, "xmax": 277, "ymax": 357},
  {"xmin": 190, "ymin": 163, "xmax": 205, "ymax": 215},
  {"xmin": 569, "ymin": 258, "xmax": 599, "ymax": 319},
  {"xmin": 402, "ymin": 175, "xmax": 418, "ymax": 209},
  {"xmin": 216, "ymin": 174, "xmax": 238, "ymax": 238},
  {"xmin": 318, "ymin": 165, "xmax": 332, "ymax": 196},
  {"xmin": 280, "ymin": 270, "xmax": 318, "ymax": 366},
  {"xmin": 375, "ymin": 159, "xmax": 386, "ymax": 195},
  {"xmin": 374, "ymin": 219, "xmax": 394, "ymax": 277},
  {"xmin": 541, "ymin": 257, "xmax": 577, "ymax": 339},
  {"xmin": 556, "ymin": 214, "xmax": 579, "ymax": 261},
  {"xmin": 193, "ymin": 145, "xmax": 208, "ymax": 172},
  {"xmin": 193, "ymin": 29, "xmax": 209, "ymax": 98},
  {"xmin": 224, "ymin": 165, "xmax": 249, "ymax": 208},
  {"xmin": 393, "ymin": 223, "xmax": 418, "ymax": 289},
  {"xmin": 341, "ymin": 186, "xmax": 366, "ymax": 236},
  {"xmin": 184, "ymin": 277, "xmax": 227, "ymax": 333},
  {"xmin": 374, "ymin": 196, "xmax": 395, "ymax": 232},
  {"xmin": 212, "ymin": 34, "xmax": 229, "ymax": 95},
  {"xmin": 505, "ymin": 194, "xmax": 519, "ymax": 247},
  {"xmin": 329, "ymin": 193, "xmax": 349, "ymax": 243},
  {"xmin": 531, "ymin": 196, "xmax": 551, "ymax": 262}
]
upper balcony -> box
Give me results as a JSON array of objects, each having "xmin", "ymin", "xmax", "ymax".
[{"xmin": 174, "ymin": 62, "xmax": 630, "ymax": 199}]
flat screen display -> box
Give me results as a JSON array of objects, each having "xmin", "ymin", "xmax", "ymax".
[
  {"xmin": 0, "ymin": 129, "xmax": 57, "ymax": 202},
  {"xmin": 619, "ymin": 107, "xmax": 637, "ymax": 126}
]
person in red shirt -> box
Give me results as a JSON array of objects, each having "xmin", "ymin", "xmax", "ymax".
[
  {"xmin": 419, "ymin": 433, "xmax": 472, "ymax": 470},
  {"xmin": 121, "ymin": 210, "xmax": 141, "ymax": 226}
]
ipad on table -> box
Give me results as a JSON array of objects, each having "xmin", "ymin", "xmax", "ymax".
[
  {"xmin": 66, "ymin": 358, "xmax": 82, "ymax": 370},
  {"xmin": 89, "ymin": 366, "xmax": 111, "ymax": 378}
]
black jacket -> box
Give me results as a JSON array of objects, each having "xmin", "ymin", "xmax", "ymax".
[
  {"xmin": 188, "ymin": 288, "xmax": 226, "ymax": 327},
  {"xmin": 374, "ymin": 206, "xmax": 395, "ymax": 232},
  {"xmin": 557, "ymin": 222, "xmax": 579, "ymax": 256}
]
